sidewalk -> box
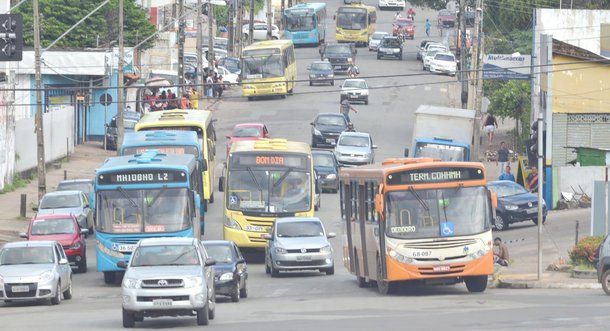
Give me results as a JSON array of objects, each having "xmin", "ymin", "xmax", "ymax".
[{"xmin": 0, "ymin": 142, "xmax": 114, "ymax": 243}]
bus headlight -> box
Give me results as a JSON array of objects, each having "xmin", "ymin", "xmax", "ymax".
[
  {"xmin": 347, "ymin": 58, "xmax": 353, "ymax": 63},
  {"xmin": 387, "ymin": 248, "xmax": 413, "ymax": 264},
  {"xmin": 224, "ymin": 216, "xmax": 242, "ymax": 230}
]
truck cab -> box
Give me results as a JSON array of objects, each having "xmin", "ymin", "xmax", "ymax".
[
  {"xmin": 405, "ymin": 137, "xmax": 471, "ymax": 162},
  {"xmin": 319, "ymin": 42, "xmax": 357, "ymax": 74}
]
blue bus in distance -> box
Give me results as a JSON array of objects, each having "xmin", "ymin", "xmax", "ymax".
[
  {"xmin": 283, "ymin": 3, "xmax": 327, "ymax": 46},
  {"xmin": 94, "ymin": 150, "xmax": 202, "ymax": 284}
]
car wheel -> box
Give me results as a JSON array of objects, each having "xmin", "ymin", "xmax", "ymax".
[
  {"xmin": 231, "ymin": 284, "xmax": 240, "ymax": 302},
  {"xmin": 63, "ymin": 279, "xmax": 73, "ymax": 300},
  {"xmin": 239, "ymin": 280, "xmax": 248, "ymax": 298},
  {"xmin": 122, "ymin": 308, "xmax": 136, "ymax": 328},
  {"xmin": 247, "ymin": 96, "xmax": 254, "ymax": 101},
  {"xmin": 331, "ymin": 81, "xmax": 334, "ymax": 86},
  {"xmin": 50, "ymin": 282, "xmax": 61, "ymax": 305},
  {"xmin": 309, "ymin": 81, "xmax": 312, "ymax": 86},
  {"xmin": 209, "ymin": 192, "xmax": 214, "ymax": 204},
  {"xmin": 196, "ymin": 300, "xmax": 210, "ymax": 325},
  {"xmin": 376, "ymin": 257, "xmax": 395, "ymax": 295},
  {"xmin": 399, "ymin": 53, "xmax": 403, "ymax": 61},
  {"xmin": 280, "ymin": 94, "xmax": 286, "ymax": 99},
  {"xmin": 377, "ymin": 55, "xmax": 381, "ymax": 60},
  {"xmin": 493, "ymin": 214, "xmax": 508, "ymax": 231},
  {"xmin": 272, "ymin": 36, "xmax": 278, "ymax": 40},
  {"xmin": 77, "ymin": 256, "xmax": 87, "ymax": 273},
  {"xmin": 134, "ymin": 315, "xmax": 144, "ymax": 322},
  {"xmin": 325, "ymin": 265, "xmax": 335, "ymax": 275},
  {"xmin": 208, "ymin": 292, "xmax": 216, "ymax": 320},
  {"xmin": 270, "ymin": 258, "xmax": 280, "ymax": 278},
  {"xmin": 265, "ymin": 252, "xmax": 271, "ymax": 274},
  {"xmin": 532, "ymin": 217, "xmax": 546, "ymax": 225},
  {"xmin": 602, "ymin": 270, "xmax": 610, "ymax": 295},
  {"xmin": 364, "ymin": 98, "xmax": 369, "ymax": 105},
  {"xmin": 464, "ymin": 275, "xmax": 488, "ymax": 293}
]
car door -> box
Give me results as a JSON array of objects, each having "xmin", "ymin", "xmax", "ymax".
[
  {"xmin": 54, "ymin": 243, "xmax": 71, "ymax": 291},
  {"xmin": 198, "ymin": 242, "xmax": 215, "ymax": 304},
  {"xmin": 233, "ymin": 243, "xmax": 247, "ymax": 288}
]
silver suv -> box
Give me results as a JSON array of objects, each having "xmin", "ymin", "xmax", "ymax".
[{"xmin": 118, "ymin": 237, "xmax": 217, "ymax": 327}]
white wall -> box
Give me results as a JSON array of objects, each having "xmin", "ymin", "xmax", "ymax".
[
  {"xmin": 14, "ymin": 107, "xmax": 75, "ymax": 173},
  {"xmin": 556, "ymin": 166, "xmax": 607, "ymax": 198},
  {"xmin": 0, "ymin": 86, "xmax": 15, "ymax": 191},
  {"xmin": 537, "ymin": 9, "xmax": 610, "ymax": 55}
]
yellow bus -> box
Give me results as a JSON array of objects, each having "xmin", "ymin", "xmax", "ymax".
[
  {"xmin": 219, "ymin": 139, "xmax": 315, "ymax": 249},
  {"xmin": 241, "ymin": 39, "xmax": 297, "ymax": 101},
  {"xmin": 335, "ymin": 4, "xmax": 376, "ymax": 46},
  {"xmin": 134, "ymin": 109, "xmax": 217, "ymax": 209},
  {"xmin": 339, "ymin": 158, "xmax": 497, "ymax": 294}
]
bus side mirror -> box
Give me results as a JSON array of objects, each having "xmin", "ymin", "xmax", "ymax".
[
  {"xmin": 117, "ymin": 260, "xmax": 128, "ymax": 269},
  {"xmin": 218, "ymin": 176, "xmax": 225, "ymax": 192},
  {"xmin": 490, "ymin": 190, "xmax": 498, "ymax": 209},
  {"xmin": 404, "ymin": 148, "xmax": 409, "ymax": 157}
]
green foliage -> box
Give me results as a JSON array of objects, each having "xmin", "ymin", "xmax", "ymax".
[
  {"xmin": 14, "ymin": 0, "xmax": 158, "ymax": 49},
  {"xmin": 0, "ymin": 174, "xmax": 30, "ymax": 194},
  {"xmin": 569, "ymin": 236, "xmax": 604, "ymax": 267},
  {"xmin": 244, "ymin": 0, "xmax": 266, "ymax": 16}
]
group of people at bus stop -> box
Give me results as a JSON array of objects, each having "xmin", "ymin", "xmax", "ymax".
[{"xmin": 144, "ymin": 71, "xmax": 225, "ymax": 112}]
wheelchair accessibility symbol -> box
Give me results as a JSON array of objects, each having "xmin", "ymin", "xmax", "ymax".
[
  {"xmin": 229, "ymin": 195, "xmax": 238, "ymax": 205},
  {"xmin": 441, "ymin": 222, "xmax": 455, "ymax": 237}
]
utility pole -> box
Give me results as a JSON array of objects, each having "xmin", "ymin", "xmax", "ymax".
[
  {"xmin": 197, "ymin": 0, "xmax": 204, "ymax": 99},
  {"xmin": 227, "ymin": 0, "xmax": 235, "ymax": 56},
  {"xmin": 117, "ymin": 0, "xmax": 125, "ymax": 149},
  {"xmin": 536, "ymin": 111, "xmax": 544, "ymax": 281},
  {"xmin": 470, "ymin": 0, "xmax": 483, "ymax": 159},
  {"xmin": 236, "ymin": 0, "xmax": 243, "ymax": 56},
  {"xmin": 33, "ymin": 0, "xmax": 46, "ymax": 201},
  {"xmin": 280, "ymin": 0, "xmax": 285, "ymax": 31},
  {"xmin": 248, "ymin": 0, "xmax": 254, "ymax": 45},
  {"xmin": 266, "ymin": 0, "xmax": 272, "ymax": 40},
  {"xmin": 177, "ymin": 0, "xmax": 185, "ymax": 97},
  {"xmin": 459, "ymin": 0, "xmax": 468, "ymax": 109},
  {"xmin": 208, "ymin": 3, "xmax": 215, "ymax": 68}
]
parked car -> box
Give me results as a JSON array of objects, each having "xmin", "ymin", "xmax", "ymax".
[
  {"xmin": 226, "ymin": 123, "xmax": 270, "ymax": 155},
  {"xmin": 217, "ymin": 66, "xmax": 239, "ymax": 86},
  {"xmin": 334, "ymin": 131, "xmax": 377, "ymax": 166},
  {"xmin": 202, "ymin": 240, "xmax": 248, "ymax": 302},
  {"xmin": 392, "ymin": 17, "xmax": 413, "ymax": 36},
  {"xmin": 417, "ymin": 39, "xmax": 438, "ymax": 61},
  {"xmin": 20, "ymin": 214, "xmax": 88, "ymax": 273},
  {"xmin": 218, "ymin": 56, "xmax": 241, "ymax": 75},
  {"xmin": 263, "ymin": 217, "xmax": 336, "ymax": 277},
  {"xmin": 377, "ymin": 36, "xmax": 403, "ymax": 60},
  {"xmin": 118, "ymin": 237, "xmax": 217, "ymax": 327},
  {"xmin": 378, "ymin": 0, "xmax": 405, "ymax": 10},
  {"xmin": 369, "ymin": 31, "xmax": 390, "ymax": 51},
  {"xmin": 56, "ymin": 178, "xmax": 95, "ymax": 220},
  {"xmin": 429, "ymin": 52, "xmax": 458, "ymax": 76},
  {"xmin": 308, "ymin": 61, "xmax": 335, "ymax": 86},
  {"xmin": 0, "ymin": 240, "xmax": 73, "ymax": 305},
  {"xmin": 310, "ymin": 113, "xmax": 349, "ymax": 148},
  {"xmin": 437, "ymin": 9, "xmax": 456, "ymax": 28},
  {"xmin": 105, "ymin": 110, "xmax": 141, "ymax": 150},
  {"xmin": 487, "ymin": 180, "xmax": 547, "ymax": 231},
  {"xmin": 596, "ymin": 232, "xmax": 610, "ymax": 295},
  {"xmin": 423, "ymin": 46, "xmax": 449, "ymax": 70},
  {"xmin": 34, "ymin": 190, "xmax": 94, "ymax": 234},
  {"xmin": 312, "ymin": 149, "xmax": 340, "ymax": 193},
  {"xmin": 340, "ymin": 78, "xmax": 369, "ymax": 105},
  {"xmin": 242, "ymin": 23, "xmax": 280, "ymax": 41}
]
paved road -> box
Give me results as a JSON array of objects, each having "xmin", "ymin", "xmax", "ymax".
[{"xmin": 1, "ymin": 2, "xmax": 606, "ymax": 330}]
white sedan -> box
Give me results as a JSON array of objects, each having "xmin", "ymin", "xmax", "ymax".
[
  {"xmin": 340, "ymin": 79, "xmax": 369, "ymax": 105},
  {"xmin": 243, "ymin": 23, "xmax": 280, "ymax": 41},
  {"xmin": 217, "ymin": 66, "xmax": 239, "ymax": 87},
  {"xmin": 379, "ymin": 0, "xmax": 405, "ymax": 9},
  {"xmin": 429, "ymin": 52, "xmax": 458, "ymax": 76}
]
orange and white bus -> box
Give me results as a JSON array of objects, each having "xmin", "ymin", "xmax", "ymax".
[{"xmin": 339, "ymin": 158, "xmax": 496, "ymax": 294}]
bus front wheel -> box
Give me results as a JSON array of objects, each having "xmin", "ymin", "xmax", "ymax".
[
  {"xmin": 376, "ymin": 257, "xmax": 396, "ymax": 295},
  {"xmin": 104, "ymin": 272, "xmax": 117, "ymax": 285},
  {"xmin": 464, "ymin": 275, "xmax": 488, "ymax": 293}
]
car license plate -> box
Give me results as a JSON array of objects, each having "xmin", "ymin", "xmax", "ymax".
[
  {"xmin": 296, "ymin": 255, "xmax": 312, "ymax": 262},
  {"xmin": 152, "ymin": 299, "xmax": 173, "ymax": 307},
  {"xmin": 11, "ymin": 285, "xmax": 29, "ymax": 293},
  {"xmin": 325, "ymin": 138, "xmax": 335, "ymax": 143},
  {"xmin": 385, "ymin": 50, "xmax": 393, "ymax": 54},
  {"xmin": 245, "ymin": 225, "xmax": 264, "ymax": 232},
  {"xmin": 527, "ymin": 207, "xmax": 538, "ymax": 214},
  {"xmin": 117, "ymin": 244, "xmax": 137, "ymax": 252},
  {"xmin": 349, "ymin": 94, "xmax": 358, "ymax": 99},
  {"xmin": 432, "ymin": 265, "xmax": 450, "ymax": 273}
]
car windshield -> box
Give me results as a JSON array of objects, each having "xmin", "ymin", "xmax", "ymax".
[
  {"xmin": 131, "ymin": 245, "xmax": 200, "ymax": 267},
  {"xmin": 439, "ymin": 9, "xmax": 453, "ymax": 16},
  {"xmin": 325, "ymin": 44, "xmax": 352, "ymax": 54},
  {"xmin": 435, "ymin": 54, "xmax": 455, "ymax": 61},
  {"xmin": 311, "ymin": 62, "xmax": 332, "ymax": 71},
  {"xmin": 338, "ymin": 135, "xmax": 369, "ymax": 147},
  {"xmin": 40, "ymin": 194, "xmax": 81, "ymax": 209},
  {"xmin": 414, "ymin": 142, "xmax": 466, "ymax": 162},
  {"xmin": 220, "ymin": 59, "xmax": 240, "ymax": 73},
  {"xmin": 316, "ymin": 116, "xmax": 346, "ymax": 126},
  {"xmin": 233, "ymin": 126, "xmax": 261, "ymax": 137},
  {"xmin": 203, "ymin": 244, "xmax": 236, "ymax": 263},
  {"xmin": 385, "ymin": 186, "xmax": 490, "ymax": 239},
  {"xmin": 0, "ymin": 247, "xmax": 55, "ymax": 265},
  {"xmin": 342, "ymin": 80, "xmax": 367, "ymax": 89},
  {"xmin": 57, "ymin": 182, "xmax": 92, "ymax": 193},
  {"xmin": 96, "ymin": 188, "xmax": 191, "ymax": 233},
  {"xmin": 276, "ymin": 220, "xmax": 324, "ymax": 238},
  {"xmin": 31, "ymin": 218, "xmax": 76, "ymax": 235},
  {"xmin": 285, "ymin": 14, "xmax": 315, "ymax": 32},
  {"xmin": 372, "ymin": 33, "xmax": 387, "ymax": 40},
  {"xmin": 394, "ymin": 19, "xmax": 413, "ymax": 26},
  {"xmin": 488, "ymin": 182, "xmax": 528, "ymax": 197},
  {"xmin": 313, "ymin": 153, "xmax": 335, "ymax": 167},
  {"xmin": 242, "ymin": 53, "xmax": 283, "ymax": 79},
  {"xmin": 124, "ymin": 119, "xmax": 138, "ymax": 130},
  {"xmin": 426, "ymin": 50, "xmax": 441, "ymax": 59},
  {"xmin": 382, "ymin": 39, "xmax": 402, "ymax": 47},
  {"xmin": 336, "ymin": 9, "xmax": 366, "ymax": 30}
]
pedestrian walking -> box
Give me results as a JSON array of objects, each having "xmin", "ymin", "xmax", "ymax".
[
  {"xmin": 190, "ymin": 89, "xmax": 199, "ymax": 109},
  {"xmin": 340, "ymin": 99, "xmax": 357, "ymax": 124},
  {"xmin": 425, "ymin": 19, "xmax": 431, "ymax": 37},
  {"xmin": 206, "ymin": 71, "xmax": 214, "ymax": 100},
  {"xmin": 483, "ymin": 112, "xmax": 498, "ymax": 147},
  {"xmin": 496, "ymin": 141, "xmax": 510, "ymax": 174}
]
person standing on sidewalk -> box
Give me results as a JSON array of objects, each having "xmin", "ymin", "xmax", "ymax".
[
  {"xmin": 499, "ymin": 165, "xmax": 515, "ymax": 181},
  {"xmin": 494, "ymin": 237, "xmax": 509, "ymax": 266},
  {"xmin": 527, "ymin": 166, "xmax": 539, "ymax": 193},
  {"xmin": 483, "ymin": 112, "xmax": 498, "ymax": 147},
  {"xmin": 496, "ymin": 141, "xmax": 510, "ymax": 174}
]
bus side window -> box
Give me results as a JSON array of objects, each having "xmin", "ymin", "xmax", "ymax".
[{"xmin": 207, "ymin": 139, "xmax": 215, "ymax": 160}]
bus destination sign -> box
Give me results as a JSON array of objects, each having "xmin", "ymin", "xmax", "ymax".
[
  {"xmin": 386, "ymin": 167, "xmax": 484, "ymax": 185},
  {"xmin": 122, "ymin": 146, "xmax": 199, "ymax": 156},
  {"xmin": 98, "ymin": 169, "xmax": 187, "ymax": 185},
  {"xmin": 232, "ymin": 154, "xmax": 308, "ymax": 169}
]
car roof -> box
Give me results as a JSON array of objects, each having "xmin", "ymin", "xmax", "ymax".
[
  {"xmin": 138, "ymin": 237, "xmax": 197, "ymax": 246},
  {"xmin": 312, "ymin": 149, "xmax": 335, "ymax": 155},
  {"xmin": 202, "ymin": 240, "xmax": 235, "ymax": 246},
  {"xmin": 343, "ymin": 78, "xmax": 366, "ymax": 83},
  {"xmin": 2, "ymin": 240, "xmax": 58, "ymax": 248},
  {"xmin": 487, "ymin": 180, "xmax": 520, "ymax": 186},
  {"xmin": 58, "ymin": 179, "xmax": 93, "ymax": 184},
  {"xmin": 316, "ymin": 113, "xmax": 345, "ymax": 118},
  {"xmin": 43, "ymin": 190, "xmax": 82, "ymax": 196},
  {"xmin": 275, "ymin": 216, "xmax": 323, "ymax": 224},
  {"xmin": 311, "ymin": 60, "xmax": 331, "ymax": 64},
  {"xmin": 435, "ymin": 52, "xmax": 455, "ymax": 57},
  {"xmin": 382, "ymin": 36, "xmax": 399, "ymax": 40},
  {"xmin": 234, "ymin": 123, "xmax": 264, "ymax": 128},
  {"xmin": 339, "ymin": 131, "xmax": 370, "ymax": 138}
]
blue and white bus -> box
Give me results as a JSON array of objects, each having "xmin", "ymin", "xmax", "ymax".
[
  {"xmin": 283, "ymin": 3, "xmax": 327, "ymax": 46},
  {"xmin": 94, "ymin": 150, "xmax": 202, "ymax": 284},
  {"xmin": 119, "ymin": 130, "xmax": 207, "ymax": 234}
]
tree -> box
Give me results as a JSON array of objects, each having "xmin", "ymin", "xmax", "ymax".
[{"xmin": 14, "ymin": 0, "xmax": 157, "ymax": 49}]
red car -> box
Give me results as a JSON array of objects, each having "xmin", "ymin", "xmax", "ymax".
[
  {"xmin": 392, "ymin": 18, "xmax": 415, "ymax": 39},
  {"xmin": 226, "ymin": 123, "xmax": 270, "ymax": 154},
  {"xmin": 20, "ymin": 214, "xmax": 88, "ymax": 273}
]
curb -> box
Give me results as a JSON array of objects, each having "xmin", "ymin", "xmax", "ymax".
[{"xmin": 497, "ymin": 277, "xmax": 601, "ymax": 290}]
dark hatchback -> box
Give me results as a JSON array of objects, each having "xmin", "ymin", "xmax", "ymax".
[
  {"xmin": 310, "ymin": 113, "xmax": 348, "ymax": 148},
  {"xmin": 377, "ymin": 36, "xmax": 403, "ymax": 60},
  {"xmin": 487, "ymin": 180, "xmax": 547, "ymax": 231},
  {"xmin": 308, "ymin": 61, "xmax": 335, "ymax": 86},
  {"xmin": 312, "ymin": 150, "xmax": 339, "ymax": 193},
  {"xmin": 202, "ymin": 240, "xmax": 248, "ymax": 302},
  {"xmin": 105, "ymin": 111, "xmax": 141, "ymax": 150}
]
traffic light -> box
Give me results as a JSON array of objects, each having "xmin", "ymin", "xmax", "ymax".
[
  {"xmin": 0, "ymin": 14, "xmax": 23, "ymax": 61},
  {"xmin": 527, "ymin": 120, "xmax": 546, "ymax": 166}
]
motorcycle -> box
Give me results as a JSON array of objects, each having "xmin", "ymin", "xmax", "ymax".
[{"xmin": 347, "ymin": 65, "xmax": 360, "ymax": 78}]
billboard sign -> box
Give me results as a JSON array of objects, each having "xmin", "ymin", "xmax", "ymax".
[{"xmin": 483, "ymin": 54, "xmax": 531, "ymax": 80}]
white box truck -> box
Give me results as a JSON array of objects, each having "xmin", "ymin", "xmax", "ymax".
[{"xmin": 405, "ymin": 105, "xmax": 476, "ymax": 161}]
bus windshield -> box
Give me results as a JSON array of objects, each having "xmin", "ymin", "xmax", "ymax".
[
  {"xmin": 97, "ymin": 188, "xmax": 191, "ymax": 233},
  {"xmin": 415, "ymin": 142, "xmax": 466, "ymax": 162},
  {"xmin": 227, "ymin": 169, "xmax": 311, "ymax": 213},
  {"xmin": 385, "ymin": 186, "xmax": 489, "ymax": 239},
  {"xmin": 243, "ymin": 54, "xmax": 284, "ymax": 79},
  {"xmin": 285, "ymin": 14, "xmax": 315, "ymax": 31},
  {"xmin": 337, "ymin": 9, "xmax": 367, "ymax": 30}
]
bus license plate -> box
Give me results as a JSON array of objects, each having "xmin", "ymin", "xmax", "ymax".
[
  {"xmin": 117, "ymin": 244, "xmax": 137, "ymax": 252},
  {"xmin": 153, "ymin": 299, "xmax": 173, "ymax": 307},
  {"xmin": 296, "ymin": 255, "xmax": 312, "ymax": 262},
  {"xmin": 432, "ymin": 265, "xmax": 450, "ymax": 273},
  {"xmin": 245, "ymin": 225, "xmax": 264, "ymax": 232},
  {"xmin": 11, "ymin": 285, "xmax": 29, "ymax": 293}
]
